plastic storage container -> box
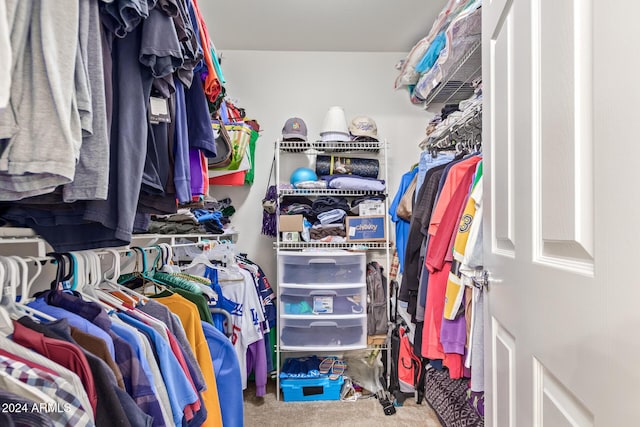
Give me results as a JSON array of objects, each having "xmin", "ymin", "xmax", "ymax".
[
  {"xmin": 279, "ymin": 315, "xmax": 366, "ymax": 350},
  {"xmin": 280, "ymin": 283, "xmax": 366, "ymax": 316},
  {"xmin": 279, "ymin": 251, "xmax": 365, "ymax": 285},
  {"xmin": 280, "ymin": 376, "xmax": 345, "ymax": 402}
]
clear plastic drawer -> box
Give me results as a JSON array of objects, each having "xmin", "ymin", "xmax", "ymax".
[
  {"xmin": 280, "ymin": 284, "xmax": 366, "ymax": 316},
  {"xmin": 278, "ymin": 251, "xmax": 365, "ymax": 285},
  {"xmin": 279, "ymin": 315, "xmax": 366, "ymax": 350}
]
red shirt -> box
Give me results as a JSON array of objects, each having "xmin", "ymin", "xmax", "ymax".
[{"xmin": 12, "ymin": 320, "xmax": 98, "ymax": 415}]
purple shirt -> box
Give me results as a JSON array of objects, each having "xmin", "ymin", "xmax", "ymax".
[
  {"xmin": 440, "ymin": 313, "xmax": 467, "ymax": 355},
  {"xmin": 189, "ymin": 148, "xmax": 204, "ymax": 197}
]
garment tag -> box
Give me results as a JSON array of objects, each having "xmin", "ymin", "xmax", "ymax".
[{"xmin": 149, "ymin": 96, "xmax": 170, "ymax": 124}]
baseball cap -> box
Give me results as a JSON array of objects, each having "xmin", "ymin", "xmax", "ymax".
[
  {"xmin": 282, "ymin": 117, "xmax": 308, "ymax": 141},
  {"xmin": 349, "ymin": 116, "xmax": 378, "ymax": 141}
]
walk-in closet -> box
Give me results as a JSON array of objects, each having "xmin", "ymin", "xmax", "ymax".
[{"xmin": 0, "ymin": 0, "xmax": 637, "ymax": 426}]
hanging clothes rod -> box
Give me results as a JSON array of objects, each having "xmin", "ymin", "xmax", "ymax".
[
  {"xmin": 12, "ymin": 243, "xmax": 202, "ymax": 266},
  {"xmin": 420, "ymin": 104, "xmax": 483, "ymax": 151}
]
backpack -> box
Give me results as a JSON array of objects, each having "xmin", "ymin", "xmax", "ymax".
[
  {"xmin": 389, "ymin": 323, "xmax": 425, "ymax": 404},
  {"xmin": 366, "ymin": 261, "xmax": 388, "ymax": 335}
]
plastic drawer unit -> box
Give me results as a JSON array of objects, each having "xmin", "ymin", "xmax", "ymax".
[
  {"xmin": 280, "ymin": 283, "xmax": 366, "ymax": 316},
  {"xmin": 278, "ymin": 251, "xmax": 366, "ymax": 285},
  {"xmin": 279, "ymin": 315, "xmax": 367, "ymax": 351}
]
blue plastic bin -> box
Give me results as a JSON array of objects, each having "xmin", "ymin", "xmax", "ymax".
[{"xmin": 280, "ymin": 376, "xmax": 344, "ymax": 402}]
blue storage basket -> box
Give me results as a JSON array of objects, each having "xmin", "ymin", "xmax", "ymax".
[{"xmin": 281, "ymin": 376, "xmax": 344, "ymax": 402}]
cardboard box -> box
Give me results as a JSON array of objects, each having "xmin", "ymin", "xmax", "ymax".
[
  {"xmin": 346, "ymin": 216, "xmax": 387, "ymax": 241},
  {"xmin": 279, "ymin": 214, "xmax": 303, "ymax": 232}
]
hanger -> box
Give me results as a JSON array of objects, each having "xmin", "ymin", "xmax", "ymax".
[
  {"xmin": 158, "ymin": 243, "xmax": 180, "ymax": 273},
  {"xmin": 181, "ymin": 253, "xmax": 218, "ymax": 271},
  {"xmin": 124, "ymin": 247, "xmax": 172, "ymax": 296},
  {"xmin": 72, "ymin": 251, "xmax": 129, "ymax": 312},
  {"xmin": 98, "ymin": 249, "xmax": 147, "ymax": 305},
  {"xmin": 23, "ymin": 256, "xmax": 43, "ymax": 301},
  {"xmin": 46, "ymin": 252, "xmax": 74, "ymax": 290},
  {"xmin": 67, "ymin": 252, "xmax": 116, "ymax": 312},
  {"xmin": 0, "ymin": 260, "xmax": 13, "ymax": 334},
  {"xmin": 7, "ymin": 256, "xmax": 56, "ymax": 322}
]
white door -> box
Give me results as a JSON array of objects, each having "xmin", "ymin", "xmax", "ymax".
[{"xmin": 483, "ymin": 0, "xmax": 640, "ymax": 425}]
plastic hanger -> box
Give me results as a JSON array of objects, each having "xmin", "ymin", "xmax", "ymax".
[
  {"xmin": 98, "ymin": 249, "xmax": 147, "ymax": 305},
  {"xmin": 156, "ymin": 243, "xmax": 179, "ymax": 273},
  {"xmin": 23, "ymin": 256, "xmax": 43, "ymax": 301},
  {"xmin": 124, "ymin": 247, "xmax": 171, "ymax": 296},
  {"xmin": 7, "ymin": 257, "xmax": 56, "ymax": 322},
  {"xmin": 0, "ymin": 260, "xmax": 13, "ymax": 334},
  {"xmin": 73, "ymin": 251, "xmax": 126, "ymax": 312}
]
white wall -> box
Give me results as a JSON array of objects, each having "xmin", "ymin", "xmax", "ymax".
[{"xmin": 210, "ymin": 50, "xmax": 433, "ymax": 283}]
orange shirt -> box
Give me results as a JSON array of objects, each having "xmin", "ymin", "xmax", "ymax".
[
  {"xmin": 190, "ymin": 0, "xmax": 221, "ymax": 102},
  {"xmin": 154, "ymin": 293, "xmax": 222, "ymax": 427}
]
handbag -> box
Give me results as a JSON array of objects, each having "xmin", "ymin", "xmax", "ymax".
[
  {"xmin": 208, "ymin": 116, "xmax": 233, "ymax": 168},
  {"xmin": 396, "ymin": 174, "xmax": 417, "ymax": 221}
]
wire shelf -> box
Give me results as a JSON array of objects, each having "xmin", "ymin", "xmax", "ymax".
[
  {"xmin": 424, "ymin": 40, "xmax": 482, "ymax": 107},
  {"xmin": 278, "ymin": 140, "xmax": 384, "ymax": 153},
  {"xmin": 279, "ymin": 188, "xmax": 386, "ymax": 197},
  {"xmin": 274, "ymin": 241, "xmax": 393, "ymax": 251}
]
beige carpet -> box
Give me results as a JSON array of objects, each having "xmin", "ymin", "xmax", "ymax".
[{"xmin": 243, "ymin": 379, "xmax": 443, "ymax": 427}]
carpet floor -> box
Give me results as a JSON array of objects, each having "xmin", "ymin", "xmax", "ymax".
[{"xmin": 243, "ymin": 379, "xmax": 443, "ymax": 427}]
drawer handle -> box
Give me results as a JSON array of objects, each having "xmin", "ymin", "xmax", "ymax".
[
  {"xmin": 309, "ymin": 290, "xmax": 337, "ymax": 296},
  {"xmin": 309, "ymin": 321, "xmax": 338, "ymax": 327},
  {"xmin": 308, "ymin": 259, "xmax": 337, "ymax": 264}
]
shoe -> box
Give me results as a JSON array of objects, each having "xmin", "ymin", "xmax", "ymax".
[
  {"xmin": 329, "ymin": 360, "xmax": 346, "ymax": 380},
  {"xmin": 319, "ymin": 357, "xmax": 336, "ymax": 375}
]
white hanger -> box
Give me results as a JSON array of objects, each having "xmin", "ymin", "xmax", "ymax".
[
  {"xmin": 24, "ymin": 256, "xmax": 43, "ymax": 299},
  {"xmin": 0, "ymin": 261, "xmax": 13, "ymax": 335},
  {"xmin": 8, "ymin": 256, "xmax": 56, "ymax": 322},
  {"xmin": 78, "ymin": 251, "xmax": 131, "ymax": 311}
]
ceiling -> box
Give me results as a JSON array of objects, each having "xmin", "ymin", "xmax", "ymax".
[{"xmin": 199, "ymin": 0, "xmax": 449, "ymax": 52}]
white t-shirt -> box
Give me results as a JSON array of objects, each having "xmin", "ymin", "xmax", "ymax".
[{"xmin": 219, "ymin": 268, "xmax": 265, "ymax": 389}]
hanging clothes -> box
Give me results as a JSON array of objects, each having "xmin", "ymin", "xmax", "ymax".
[{"xmin": 0, "ymin": 0, "xmax": 251, "ymax": 252}]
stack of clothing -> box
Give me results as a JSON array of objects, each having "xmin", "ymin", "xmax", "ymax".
[
  {"xmin": 280, "ymin": 196, "xmax": 385, "ymax": 243},
  {"xmin": 144, "ymin": 200, "xmax": 235, "ymax": 235}
]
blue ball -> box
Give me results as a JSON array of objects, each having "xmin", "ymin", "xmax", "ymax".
[{"xmin": 290, "ymin": 167, "xmax": 318, "ymax": 187}]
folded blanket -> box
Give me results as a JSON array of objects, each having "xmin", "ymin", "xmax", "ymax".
[{"xmin": 322, "ymin": 174, "xmax": 386, "ymax": 191}]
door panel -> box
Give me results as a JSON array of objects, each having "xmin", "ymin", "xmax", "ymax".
[
  {"xmin": 493, "ymin": 319, "xmax": 516, "ymax": 427},
  {"xmin": 491, "ymin": 5, "xmax": 516, "ymax": 256},
  {"xmin": 533, "ymin": 358, "xmax": 595, "ymax": 427},
  {"xmin": 482, "ymin": 0, "xmax": 640, "ymax": 425},
  {"xmin": 535, "ymin": 0, "xmax": 595, "ymax": 271}
]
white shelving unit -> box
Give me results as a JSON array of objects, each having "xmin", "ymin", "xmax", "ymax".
[{"xmin": 274, "ymin": 139, "xmax": 392, "ymax": 399}]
